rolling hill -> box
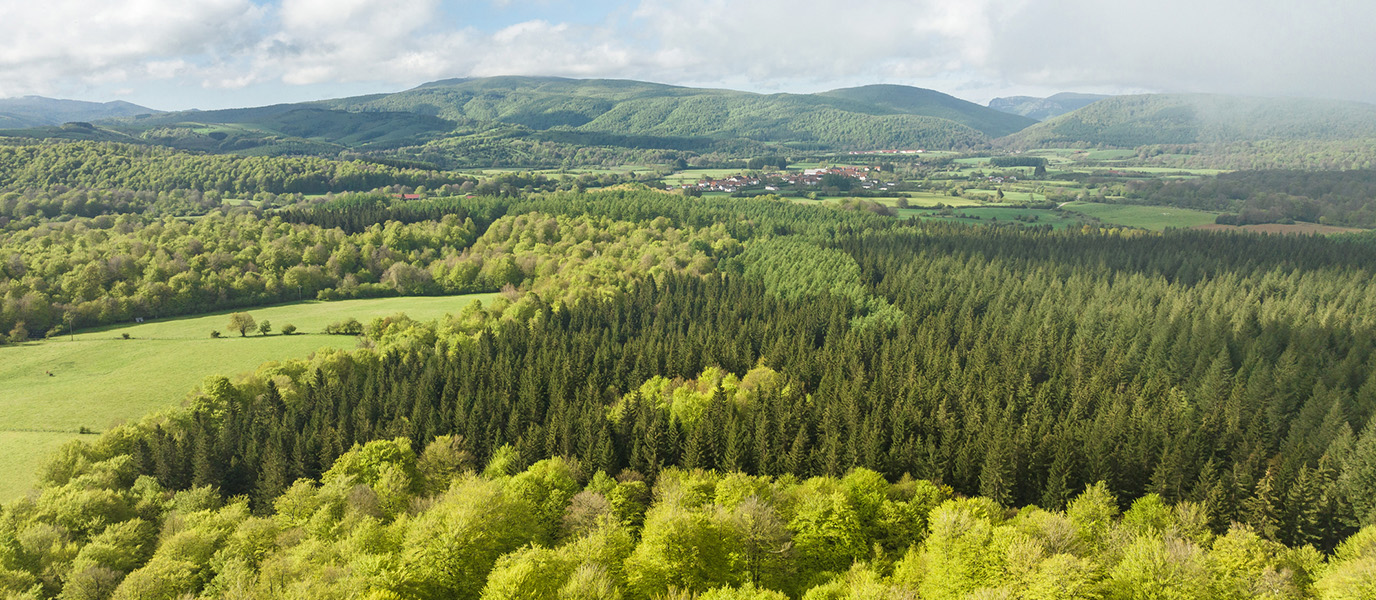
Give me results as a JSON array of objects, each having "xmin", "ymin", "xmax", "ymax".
[
  {"xmin": 0, "ymin": 96, "xmax": 159, "ymax": 128},
  {"xmin": 3, "ymin": 77, "xmax": 1037, "ymax": 165},
  {"xmin": 1000, "ymin": 93, "xmax": 1376, "ymax": 147},
  {"xmin": 987, "ymin": 92, "xmax": 1110, "ymax": 121}
]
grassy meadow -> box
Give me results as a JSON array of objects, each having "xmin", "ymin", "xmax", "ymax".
[
  {"xmin": 0, "ymin": 293, "xmax": 496, "ymax": 499},
  {"xmin": 1061, "ymin": 201, "xmax": 1220, "ymax": 230},
  {"xmin": 914, "ymin": 206, "xmax": 1086, "ymax": 229}
]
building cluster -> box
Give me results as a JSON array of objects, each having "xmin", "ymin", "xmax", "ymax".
[{"xmin": 678, "ymin": 165, "xmax": 894, "ymax": 193}]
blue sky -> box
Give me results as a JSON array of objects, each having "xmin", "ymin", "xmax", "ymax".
[{"xmin": 1, "ymin": 0, "xmax": 1373, "ymax": 111}]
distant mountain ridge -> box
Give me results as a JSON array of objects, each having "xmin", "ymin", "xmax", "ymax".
[
  {"xmin": 7, "ymin": 80, "xmax": 1376, "ymax": 167},
  {"xmin": 0, "ymin": 96, "xmax": 159, "ymax": 128},
  {"xmin": 0, "ymin": 77, "xmax": 1036, "ymax": 166},
  {"xmin": 988, "ymin": 93, "xmax": 1111, "ymax": 121},
  {"xmin": 1001, "ymin": 93, "xmax": 1376, "ymax": 148}
]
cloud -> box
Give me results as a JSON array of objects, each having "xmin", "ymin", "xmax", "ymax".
[
  {"xmin": 625, "ymin": 0, "xmax": 1376, "ymax": 102},
  {"xmin": 0, "ymin": 0, "xmax": 262, "ymax": 97},
  {"xmin": 2, "ymin": 0, "xmax": 1373, "ymax": 107}
]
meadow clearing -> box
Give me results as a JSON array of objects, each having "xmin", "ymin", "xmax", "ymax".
[{"xmin": 0, "ymin": 293, "xmax": 496, "ymax": 499}]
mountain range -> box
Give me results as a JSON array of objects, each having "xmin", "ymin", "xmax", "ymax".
[
  {"xmin": 0, "ymin": 96, "xmax": 159, "ymax": 129},
  {"xmin": 4, "ymin": 78, "xmax": 1376, "ymax": 167}
]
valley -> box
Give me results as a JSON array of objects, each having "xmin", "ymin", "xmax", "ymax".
[{"xmin": 1, "ymin": 76, "xmax": 1375, "ymax": 600}]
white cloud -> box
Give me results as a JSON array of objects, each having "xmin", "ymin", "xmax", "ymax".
[
  {"xmin": 2, "ymin": 0, "xmax": 1373, "ymax": 107},
  {"xmin": 0, "ymin": 0, "xmax": 262, "ymax": 97},
  {"xmin": 626, "ymin": 0, "xmax": 1376, "ymax": 102}
]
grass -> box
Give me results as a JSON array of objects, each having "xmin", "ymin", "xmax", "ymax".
[
  {"xmin": 661, "ymin": 169, "xmax": 748, "ymax": 186},
  {"xmin": 916, "ymin": 207, "xmax": 1085, "ymax": 229},
  {"xmin": 0, "ymin": 293, "xmax": 496, "ymax": 500},
  {"xmin": 1060, "ymin": 201, "xmax": 1220, "ymax": 230}
]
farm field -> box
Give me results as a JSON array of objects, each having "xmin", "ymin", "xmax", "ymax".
[
  {"xmin": 912, "ymin": 206, "xmax": 1085, "ymax": 229},
  {"xmin": 0, "ymin": 292, "xmax": 496, "ymax": 499},
  {"xmin": 1060, "ymin": 201, "xmax": 1220, "ymax": 230},
  {"xmin": 661, "ymin": 168, "xmax": 748, "ymax": 186}
]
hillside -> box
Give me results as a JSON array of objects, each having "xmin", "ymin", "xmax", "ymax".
[
  {"xmin": 1001, "ymin": 93, "xmax": 1376, "ymax": 147},
  {"xmin": 332, "ymin": 76, "xmax": 1035, "ymax": 141},
  {"xmin": 987, "ymin": 92, "xmax": 1110, "ymax": 120},
  {"xmin": 0, "ymin": 96, "xmax": 158, "ymax": 128},
  {"xmin": 1, "ymin": 77, "xmax": 1036, "ymax": 166}
]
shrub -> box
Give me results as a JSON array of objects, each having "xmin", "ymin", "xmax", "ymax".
[
  {"xmin": 210, "ymin": 330, "xmax": 221, "ymax": 338},
  {"xmin": 280, "ymin": 324, "xmax": 297, "ymax": 335},
  {"xmin": 121, "ymin": 333, "xmax": 131, "ymax": 340},
  {"xmin": 324, "ymin": 318, "xmax": 364, "ymax": 336}
]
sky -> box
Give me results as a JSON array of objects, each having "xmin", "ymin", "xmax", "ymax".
[{"xmin": 0, "ymin": 0, "xmax": 1372, "ymax": 111}]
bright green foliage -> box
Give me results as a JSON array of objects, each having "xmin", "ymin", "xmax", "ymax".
[
  {"xmin": 624, "ymin": 502, "xmax": 743, "ymax": 598},
  {"xmin": 1067, "ymin": 483, "xmax": 1120, "ymax": 552},
  {"xmin": 1104, "ymin": 535, "xmax": 1210, "ymax": 600},
  {"xmin": 0, "ymin": 140, "xmax": 470, "ymax": 195},
  {"xmin": 915, "ymin": 499, "xmax": 1003, "ymax": 600},
  {"xmin": 702, "ymin": 582, "xmax": 790, "ymax": 600},
  {"xmin": 394, "ymin": 477, "xmax": 541, "ymax": 600},
  {"xmin": 789, "ymin": 492, "xmax": 866, "ymax": 587},
  {"xmin": 481, "ymin": 546, "xmax": 578, "ymax": 600}
]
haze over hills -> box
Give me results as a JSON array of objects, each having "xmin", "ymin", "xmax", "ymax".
[
  {"xmin": 987, "ymin": 93, "xmax": 1111, "ymax": 121},
  {"xmin": 1001, "ymin": 93, "xmax": 1376, "ymax": 148},
  {"xmin": 0, "ymin": 96, "xmax": 159, "ymax": 129}
]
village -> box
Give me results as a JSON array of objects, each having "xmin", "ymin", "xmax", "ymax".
[{"xmin": 675, "ymin": 165, "xmax": 899, "ymax": 194}]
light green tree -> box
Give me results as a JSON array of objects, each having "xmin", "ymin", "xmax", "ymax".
[{"xmin": 226, "ymin": 312, "xmax": 256, "ymax": 337}]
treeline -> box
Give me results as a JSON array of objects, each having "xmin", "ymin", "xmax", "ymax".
[
  {"xmin": 989, "ymin": 156, "xmax": 1047, "ymax": 168},
  {"xmin": 1, "ymin": 187, "xmax": 227, "ymax": 224},
  {"xmin": 0, "ymin": 189, "xmax": 901, "ymax": 340},
  {"xmin": 0, "ymin": 206, "xmax": 735, "ymax": 339},
  {"xmin": 1128, "ymin": 140, "xmax": 1376, "ymax": 171},
  {"xmin": 1123, "ymin": 169, "xmax": 1376, "ymax": 227},
  {"xmin": 0, "ymin": 139, "xmax": 475, "ymax": 195},
  {"xmin": 9, "ymin": 438, "xmax": 1374, "ymax": 600}
]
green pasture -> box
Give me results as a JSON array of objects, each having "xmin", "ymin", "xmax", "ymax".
[
  {"xmin": 1060, "ymin": 201, "xmax": 1219, "ymax": 230},
  {"xmin": 0, "ymin": 293, "xmax": 496, "ymax": 499},
  {"xmin": 661, "ymin": 169, "xmax": 747, "ymax": 186},
  {"xmin": 916, "ymin": 207, "xmax": 1085, "ymax": 229},
  {"xmin": 1082, "ymin": 149, "xmax": 1137, "ymax": 160},
  {"xmin": 963, "ymin": 189, "xmax": 1048, "ymax": 203}
]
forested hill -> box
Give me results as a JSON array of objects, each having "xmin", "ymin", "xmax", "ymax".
[
  {"xmin": 0, "ymin": 96, "xmax": 159, "ymax": 129},
  {"xmin": 1001, "ymin": 93, "xmax": 1376, "ymax": 147},
  {"xmin": 328, "ymin": 76, "xmax": 1036, "ymax": 148}
]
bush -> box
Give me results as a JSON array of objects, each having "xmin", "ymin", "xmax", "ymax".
[
  {"xmin": 324, "ymin": 318, "xmax": 364, "ymax": 336},
  {"xmin": 121, "ymin": 333, "xmax": 131, "ymax": 340},
  {"xmin": 280, "ymin": 324, "xmax": 297, "ymax": 335},
  {"xmin": 210, "ymin": 330, "xmax": 221, "ymax": 338}
]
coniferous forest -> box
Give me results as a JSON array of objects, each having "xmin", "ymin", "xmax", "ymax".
[{"xmin": 2, "ymin": 178, "xmax": 1376, "ymax": 599}]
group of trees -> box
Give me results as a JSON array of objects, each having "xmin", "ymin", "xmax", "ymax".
[
  {"xmin": 7, "ymin": 434, "xmax": 1374, "ymax": 600},
  {"xmin": 0, "ymin": 196, "xmax": 749, "ymax": 338},
  {"xmin": 0, "ymin": 140, "xmax": 476, "ymax": 195}
]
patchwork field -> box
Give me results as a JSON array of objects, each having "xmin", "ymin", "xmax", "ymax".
[{"xmin": 0, "ymin": 293, "xmax": 496, "ymax": 499}]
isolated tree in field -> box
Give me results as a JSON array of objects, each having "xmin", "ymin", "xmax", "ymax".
[
  {"xmin": 258, "ymin": 320, "xmax": 272, "ymax": 336},
  {"xmin": 227, "ymin": 313, "xmax": 256, "ymax": 337}
]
